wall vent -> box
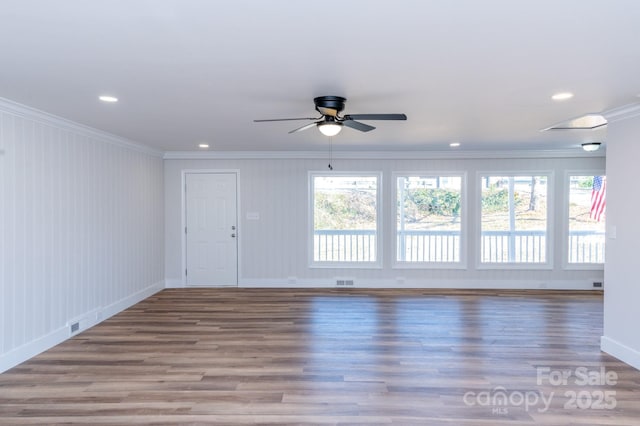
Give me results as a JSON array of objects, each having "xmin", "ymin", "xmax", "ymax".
[
  {"xmin": 70, "ymin": 322, "xmax": 80, "ymax": 334},
  {"xmin": 593, "ymin": 281, "xmax": 603, "ymax": 288},
  {"xmin": 336, "ymin": 279, "xmax": 354, "ymax": 287}
]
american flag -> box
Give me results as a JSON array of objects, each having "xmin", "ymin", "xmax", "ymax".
[{"xmin": 590, "ymin": 176, "xmax": 606, "ymax": 221}]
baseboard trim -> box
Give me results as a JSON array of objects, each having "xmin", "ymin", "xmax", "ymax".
[
  {"xmin": 601, "ymin": 336, "xmax": 640, "ymax": 370},
  {"xmin": 165, "ymin": 279, "xmax": 184, "ymax": 288},
  {"xmin": 0, "ymin": 280, "xmax": 164, "ymax": 374},
  {"xmin": 100, "ymin": 281, "xmax": 165, "ymax": 320},
  {"xmin": 238, "ymin": 278, "xmax": 600, "ymax": 290}
]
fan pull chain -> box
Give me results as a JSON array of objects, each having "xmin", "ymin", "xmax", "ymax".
[{"xmin": 328, "ymin": 136, "xmax": 333, "ymax": 170}]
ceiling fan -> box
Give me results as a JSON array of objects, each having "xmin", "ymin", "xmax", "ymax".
[{"xmin": 254, "ymin": 96, "xmax": 407, "ymax": 136}]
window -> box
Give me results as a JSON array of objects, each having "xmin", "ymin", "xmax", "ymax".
[
  {"xmin": 567, "ymin": 175, "xmax": 606, "ymax": 264},
  {"xmin": 396, "ymin": 175, "xmax": 463, "ymax": 264},
  {"xmin": 480, "ymin": 175, "xmax": 549, "ymax": 264},
  {"xmin": 310, "ymin": 173, "xmax": 381, "ymax": 266}
]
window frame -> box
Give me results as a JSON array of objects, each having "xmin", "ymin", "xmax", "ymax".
[
  {"xmin": 392, "ymin": 171, "xmax": 467, "ymax": 269},
  {"xmin": 308, "ymin": 171, "xmax": 383, "ymax": 269},
  {"xmin": 563, "ymin": 170, "xmax": 606, "ymax": 270},
  {"xmin": 476, "ymin": 171, "xmax": 554, "ymax": 270}
]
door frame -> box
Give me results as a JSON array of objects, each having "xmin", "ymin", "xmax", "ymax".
[{"xmin": 181, "ymin": 169, "xmax": 241, "ymax": 287}]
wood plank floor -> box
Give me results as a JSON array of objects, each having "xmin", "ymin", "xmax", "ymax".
[{"xmin": 1, "ymin": 288, "xmax": 639, "ymax": 425}]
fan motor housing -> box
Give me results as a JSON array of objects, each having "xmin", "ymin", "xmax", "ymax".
[{"xmin": 314, "ymin": 96, "xmax": 346, "ymax": 113}]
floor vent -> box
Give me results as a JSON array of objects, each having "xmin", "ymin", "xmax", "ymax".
[{"xmin": 336, "ymin": 279, "xmax": 355, "ymax": 287}]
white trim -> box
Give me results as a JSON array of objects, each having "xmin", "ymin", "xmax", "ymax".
[
  {"xmin": 393, "ymin": 262, "xmax": 467, "ymax": 270},
  {"xmin": 602, "ymin": 102, "xmax": 640, "ymax": 124},
  {"xmin": 165, "ymin": 279, "xmax": 184, "ymax": 288},
  {"xmin": 308, "ymin": 171, "xmax": 383, "ymax": 268},
  {"xmin": 308, "ymin": 262, "xmax": 384, "ymax": 270},
  {"xmin": 391, "ymin": 172, "xmax": 467, "ymax": 269},
  {"xmin": 0, "ymin": 325, "xmax": 70, "ymax": 374},
  {"xmin": 163, "ymin": 149, "xmax": 604, "ymax": 161},
  {"xmin": 562, "ymin": 170, "xmax": 606, "ymax": 270},
  {"xmin": 476, "ymin": 171, "xmax": 554, "ymax": 270},
  {"xmin": 563, "ymin": 264, "xmax": 606, "ymax": 271},
  {"xmin": 100, "ymin": 281, "xmax": 165, "ymax": 321},
  {"xmin": 181, "ymin": 169, "xmax": 241, "ymax": 287},
  {"xmin": 0, "ymin": 280, "xmax": 164, "ymax": 374},
  {"xmin": 601, "ymin": 336, "xmax": 640, "ymax": 371},
  {"xmin": 0, "ymin": 97, "xmax": 163, "ymax": 157},
  {"xmin": 239, "ymin": 278, "xmax": 601, "ymax": 290}
]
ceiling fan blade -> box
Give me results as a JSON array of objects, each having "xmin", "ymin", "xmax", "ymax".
[
  {"xmin": 254, "ymin": 117, "xmax": 319, "ymax": 122},
  {"xmin": 343, "ymin": 113, "xmax": 407, "ymax": 121},
  {"xmin": 317, "ymin": 107, "xmax": 338, "ymax": 117},
  {"xmin": 343, "ymin": 120, "xmax": 375, "ymax": 132},
  {"xmin": 288, "ymin": 122, "xmax": 318, "ymax": 134}
]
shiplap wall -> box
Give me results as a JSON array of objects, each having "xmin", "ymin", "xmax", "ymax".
[
  {"xmin": 0, "ymin": 99, "xmax": 164, "ymax": 373},
  {"xmin": 164, "ymin": 155, "xmax": 605, "ymax": 288}
]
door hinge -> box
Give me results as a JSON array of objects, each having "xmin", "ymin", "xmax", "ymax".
[
  {"xmin": 185, "ymin": 269, "xmax": 188, "ymax": 276},
  {"xmin": 185, "ymin": 226, "xmax": 187, "ymax": 234}
]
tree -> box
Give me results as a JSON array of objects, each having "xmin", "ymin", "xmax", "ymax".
[{"xmin": 529, "ymin": 177, "xmax": 537, "ymax": 211}]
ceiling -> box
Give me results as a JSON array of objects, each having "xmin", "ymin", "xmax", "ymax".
[{"xmin": 1, "ymin": 0, "xmax": 639, "ymax": 153}]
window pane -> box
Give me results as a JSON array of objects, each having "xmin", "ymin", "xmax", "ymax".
[
  {"xmin": 313, "ymin": 175, "xmax": 378, "ymax": 262},
  {"xmin": 480, "ymin": 176, "xmax": 548, "ymax": 263},
  {"xmin": 396, "ymin": 176, "xmax": 462, "ymax": 262},
  {"xmin": 568, "ymin": 176, "xmax": 606, "ymax": 263}
]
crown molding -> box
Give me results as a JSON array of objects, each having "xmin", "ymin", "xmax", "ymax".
[
  {"xmin": 0, "ymin": 96, "xmax": 610, "ymax": 161},
  {"xmin": 602, "ymin": 102, "xmax": 640, "ymax": 124},
  {"xmin": 0, "ymin": 97, "xmax": 163, "ymax": 158},
  {"xmin": 163, "ymin": 148, "xmax": 604, "ymax": 160}
]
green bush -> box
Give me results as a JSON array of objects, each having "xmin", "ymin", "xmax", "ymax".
[
  {"xmin": 406, "ymin": 188, "xmax": 460, "ymax": 217},
  {"xmin": 578, "ymin": 177, "xmax": 594, "ymax": 189},
  {"xmin": 481, "ymin": 185, "xmax": 525, "ymax": 212},
  {"xmin": 482, "ymin": 187, "xmax": 509, "ymax": 212},
  {"xmin": 314, "ymin": 191, "xmax": 376, "ymax": 229}
]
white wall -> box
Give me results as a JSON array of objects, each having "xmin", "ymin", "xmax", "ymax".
[
  {"xmin": 601, "ymin": 108, "xmax": 640, "ymax": 369},
  {"xmin": 0, "ymin": 99, "xmax": 165, "ymax": 373},
  {"xmin": 165, "ymin": 154, "xmax": 605, "ymax": 289}
]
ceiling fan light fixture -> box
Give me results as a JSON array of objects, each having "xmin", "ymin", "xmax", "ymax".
[
  {"xmin": 581, "ymin": 142, "xmax": 602, "ymax": 152},
  {"xmin": 317, "ymin": 121, "xmax": 343, "ymax": 137}
]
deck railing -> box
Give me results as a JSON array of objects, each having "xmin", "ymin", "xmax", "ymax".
[
  {"xmin": 313, "ymin": 229, "xmax": 605, "ymax": 263},
  {"xmin": 480, "ymin": 230, "xmax": 545, "ymax": 263},
  {"xmin": 397, "ymin": 230, "xmax": 460, "ymax": 262},
  {"xmin": 568, "ymin": 230, "xmax": 606, "ymax": 264},
  {"xmin": 313, "ymin": 230, "xmax": 377, "ymax": 262}
]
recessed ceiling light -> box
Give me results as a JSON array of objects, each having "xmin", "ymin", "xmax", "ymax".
[
  {"xmin": 449, "ymin": 142, "xmax": 461, "ymax": 147},
  {"xmin": 99, "ymin": 95, "xmax": 118, "ymax": 103},
  {"xmin": 198, "ymin": 144, "xmax": 210, "ymax": 149},
  {"xmin": 551, "ymin": 92, "xmax": 574, "ymax": 101}
]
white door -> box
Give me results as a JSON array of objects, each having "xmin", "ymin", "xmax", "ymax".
[{"xmin": 185, "ymin": 173, "xmax": 238, "ymax": 286}]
